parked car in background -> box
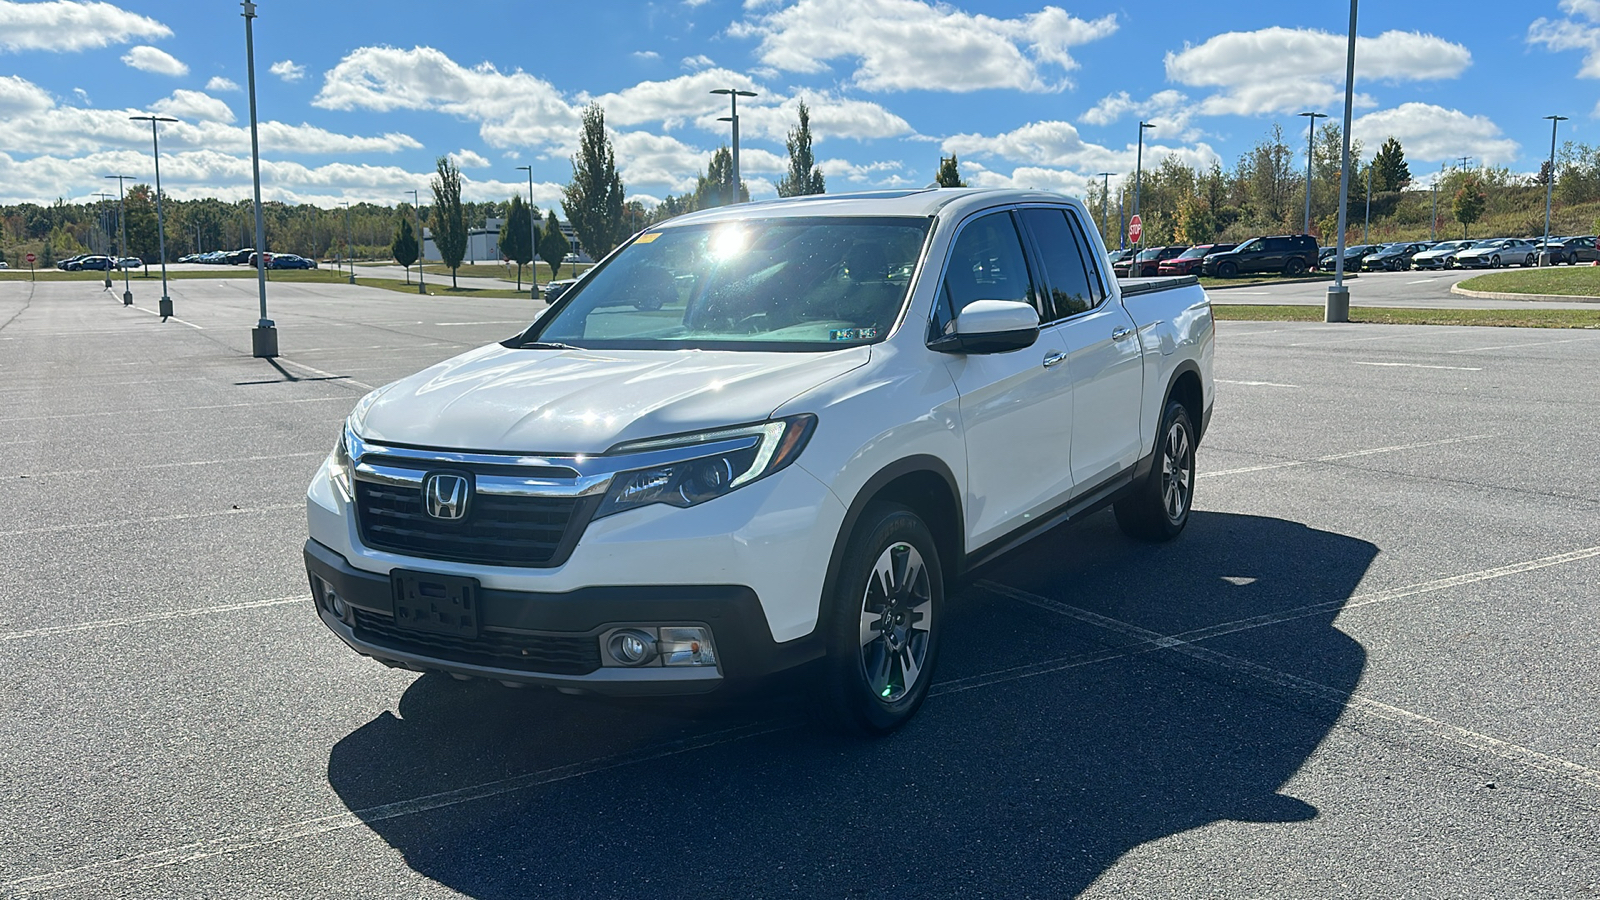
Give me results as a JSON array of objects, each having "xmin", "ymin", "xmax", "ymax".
[
  {"xmin": 57, "ymin": 254, "xmax": 88, "ymax": 270},
  {"xmin": 1116, "ymin": 245, "xmax": 1189, "ymax": 278},
  {"xmin": 270, "ymin": 254, "xmax": 317, "ymax": 270},
  {"xmin": 0, "ymin": 261, "xmax": 9, "ymax": 269},
  {"xmin": 1319, "ymin": 244, "xmax": 1381, "ymax": 271},
  {"xmin": 1201, "ymin": 234, "xmax": 1318, "ymax": 277},
  {"xmin": 1106, "ymin": 248, "xmax": 1134, "ymax": 269},
  {"xmin": 76, "ymin": 255, "xmax": 114, "ymax": 271},
  {"xmin": 1157, "ymin": 243, "xmax": 1236, "ymax": 276},
  {"xmin": 116, "ymin": 257, "xmax": 143, "ymax": 269},
  {"xmin": 1361, "ymin": 242, "xmax": 1434, "ymax": 271},
  {"xmin": 542, "ymin": 279, "xmax": 576, "ymax": 302},
  {"xmin": 1455, "ymin": 239, "xmax": 1537, "ymax": 269},
  {"xmin": 1535, "ymin": 235, "xmax": 1598, "ymax": 266},
  {"xmin": 227, "ymin": 248, "xmax": 255, "ymax": 265},
  {"xmin": 1409, "ymin": 240, "xmax": 1473, "ymax": 270}
]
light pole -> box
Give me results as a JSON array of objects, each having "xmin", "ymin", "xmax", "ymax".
[
  {"xmin": 1118, "ymin": 188, "xmax": 1126, "ymax": 251},
  {"xmin": 710, "ymin": 88, "xmax": 756, "ymax": 205},
  {"xmin": 516, "ymin": 165, "xmax": 538, "ymax": 299},
  {"xmin": 240, "ymin": 1, "xmax": 276, "ymax": 356},
  {"xmin": 1094, "ymin": 172, "xmax": 1116, "ymax": 248},
  {"xmin": 1326, "ymin": 1, "xmax": 1357, "ymax": 324},
  {"xmin": 105, "ymin": 174, "xmax": 133, "ymax": 304},
  {"xmin": 1363, "ymin": 161, "xmax": 1371, "ymax": 244},
  {"xmin": 1431, "ymin": 176, "xmax": 1439, "ymax": 241},
  {"xmin": 1299, "ymin": 110, "xmax": 1328, "ymax": 235},
  {"xmin": 129, "ymin": 114, "xmax": 178, "ymax": 321},
  {"xmin": 94, "ymin": 192, "xmax": 115, "ymax": 289},
  {"xmin": 407, "ymin": 189, "xmax": 425, "ymax": 294},
  {"xmin": 1541, "ymin": 114, "xmax": 1568, "ymax": 266},
  {"xmin": 1134, "ymin": 121, "xmax": 1155, "ymax": 254}
]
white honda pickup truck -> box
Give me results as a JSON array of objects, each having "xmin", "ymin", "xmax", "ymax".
[{"xmin": 305, "ymin": 188, "xmax": 1214, "ymax": 734}]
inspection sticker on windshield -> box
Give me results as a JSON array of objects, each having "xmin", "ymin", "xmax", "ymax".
[
  {"xmin": 830, "ymin": 328, "xmax": 879, "ymax": 341},
  {"xmin": 634, "ymin": 232, "xmax": 663, "ymax": 244}
]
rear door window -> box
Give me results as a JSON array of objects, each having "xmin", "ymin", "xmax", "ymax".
[{"xmin": 1018, "ymin": 207, "xmax": 1097, "ymax": 321}]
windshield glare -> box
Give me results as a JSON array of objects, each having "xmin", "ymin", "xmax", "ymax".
[
  {"xmin": 529, "ymin": 217, "xmax": 930, "ymax": 350},
  {"xmin": 1175, "ymin": 246, "xmax": 1209, "ymax": 259}
]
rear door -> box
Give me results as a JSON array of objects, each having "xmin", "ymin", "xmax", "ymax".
[
  {"xmin": 1018, "ymin": 207, "xmax": 1145, "ymax": 493},
  {"xmin": 936, "ymin": 210, "xmax": 1078, "ymax": 550}
]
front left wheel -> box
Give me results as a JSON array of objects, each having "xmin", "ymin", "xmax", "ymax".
[{"xmin": 815, "ymin": 503, "xmax": 944, "ymax": 736}]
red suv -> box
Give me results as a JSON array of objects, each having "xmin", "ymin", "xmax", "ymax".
[{"xmin": 1157, "ymin": 243, "xmax": 1236, "ymax": 276}]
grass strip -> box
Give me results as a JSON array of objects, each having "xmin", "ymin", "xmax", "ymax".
[
  {"xmin": 353, "ymin": 277, "xmax": 543, "ymax": 301},
  {"xmin": 1455, "ymin": 267, "xmax": 1600, "ymax": 297},
  {"xmin": 1198, "ymin": 272, "xmax": 1346, "ymax": 290},
  {"xmin": 1213, "ymin": 304, "xmax": 1600, "ymax": 328}
]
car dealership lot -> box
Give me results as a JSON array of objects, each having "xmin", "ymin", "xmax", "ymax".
[{"xmin": 2, "ymin": 279, "xmax": 1597, "ymax": 898}]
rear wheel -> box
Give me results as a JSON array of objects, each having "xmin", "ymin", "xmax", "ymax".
[
  {"xmin": 1284, "ymin": 258, "xmax": 1307, "ymax": 276},
  {"xmin": 814, "ymin": 503, "xmax": 943, "ymax": 736},
  {"xmin": 1524, "ymin": 254, "xmax": 1535, "ymax": 267},
  {"xmin": 1114, "ymin": 400, "xmax": 1196, "ymax": 542},
  {"xmin": 1217, "ymin": 261, "xmax": 1238, "ymax": 278}
]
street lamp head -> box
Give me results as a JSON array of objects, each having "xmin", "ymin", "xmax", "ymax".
[
  {"xmin": 1299, "ymin": 111, "xmax": 1327, "ymax": 119},
  {"xmin": 1138, "ymin": 121, "xmax": 1155, "ymax": 130},
  {"xmin": 717, "ymin": 116, "xmax": 733, "ymax": 123},
  {"xmin": 129, "ymin": 114, "xmax": 179, "ymax": 124},
  {"xmin": 1546, "ymin": 114, "xmax": 1570, "ymax": 122},
  {"xmin": 711, "ymin": 88, "xmax": 757, "ymax": 98},
  {"xmin": 516, "ymin": 165, "xmax": 532, "ymax": 172}
]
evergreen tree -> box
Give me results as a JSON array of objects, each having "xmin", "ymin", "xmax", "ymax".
[
  {"xmin": 562, "ymin": 104, "xmax": 627, "ymax": 260},
  {"xmin": 1372, "ymin": 137, "xmax": 1411, "ymax": 192},
  {"xmin": 1452, "ymin": 175, "xmax": 1486, "ymax": 239},
  {"xmin": 777, "ymin": 101, "xmax": 826, "ymax": 197},
  {"xmin": 539, "ymin": 210, "xmax": 570, "ymax": 281},
  {"xmin": 38, "ymin": 240, "xmax": 53, "ymax": 267},
  {"xmin": 936, "ymin": 154, "xmax": 965, "ymax": 187},
  {"xmin": 431, "ymin": 156, "xmax": 467, "ymax": 288},
  {"xmin": 391, "ymin": 214, "xmax": 418, "ymax": 284},
  {"xmin": 498, "ymin": 195, "xmax": 534, "ymax": 290}
]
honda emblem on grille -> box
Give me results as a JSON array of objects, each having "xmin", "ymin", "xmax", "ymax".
[{"xmin": 423, "ymin": 473, "xmax": 471, "ymax": 520}]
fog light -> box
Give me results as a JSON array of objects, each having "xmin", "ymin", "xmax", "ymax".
[
  {"xmin": 607, "ymin": 629, "xmax": 657, "ymax": 666},
  {"xmin": 659, "ymin": 626, "xmax": 716, "ymax": 667},
  {"xmin": 315, "ymin": 577, "xmax": 349, "ymax": 622}
]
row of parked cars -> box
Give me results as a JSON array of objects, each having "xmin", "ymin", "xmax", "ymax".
[
  {"xmin": 56, "ymin": 254, "xmax": 143, "ymax": 271},
  {"xmin": 180, "ymin": 249, "xmax": 319, "ymax": 269},
  {"xmin": 1110, "ymin": 233, "xmax": 1598, "ymax": 279}
]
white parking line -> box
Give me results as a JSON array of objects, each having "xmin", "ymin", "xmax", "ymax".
[
  {"xmin": 1448, "ymin": 337, "xmax": 1595, "ymax": 354},
  {"xmin": 0, "ymin": 596, "xmax": 308, "ymax": 642},
  {"xmin": 15, "ymin": 451, "xmax": 320, "ymax": 480},
  {"xmin": 1353, "ymin": 361, "xmax": 1482, "ymax": 371},
  {"xmin": 1199, "ymin": 434, "xmax": 1493, "ymax": 479},
  {"xmin": 1289, "ymin": 333, "xmax": 1402, "ymax": 347},
  {"xmin": 1216, "ymin": 379, "xmax": 1299, "ymax": 388},
  {"xmin": 434, "ymin": 320, "xmax": 528, "ymax": 326},
  {"xmin": 130, "ymin": 304, "xmax": 204, "ymax": 330},
  {"xmin": 274, "ymin": 357, "xmax": 376, "ymax": 391},
  {"xmin": 1406, "ymin": 278, "xmax": 1439, "ymax": 284},
  {"xmin": 0, "ymin": 504, "xmax": 301, "ymax": 539},
  {"xmin": 0, "ymin": 396, "xmax": 349, "ymax": 424}
]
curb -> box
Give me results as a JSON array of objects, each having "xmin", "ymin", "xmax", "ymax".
[
  {"xmin": 1204, "ymin": 274, "xmax": 1357, "ymax": 291},
  {"xmin": 1450, "ymin": 284, "xmax": 1600, "ymax": 304}
]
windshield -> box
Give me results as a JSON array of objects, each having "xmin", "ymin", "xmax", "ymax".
[
  {"xmin": 1468, "ymin": 241, "xmax": 1498, "ymax": 249},
  {"xmin": 1136, "ymin": 248, "xmax": 1164, "ymax": 261},
  {"xmin": 526, "ymin": 216, "xmax": 930, "ymax": 351},
  {"xmin": 1175, "ymin": 246, "xmax": 1209, "ymax": 260}
]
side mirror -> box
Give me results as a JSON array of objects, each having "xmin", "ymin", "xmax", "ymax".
[{"xmin": 929, "ymin": 299, "xmax": 1040, "ymax": 354}]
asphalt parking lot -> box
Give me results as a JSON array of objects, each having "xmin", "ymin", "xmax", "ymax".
[{"xmin": 2, "ymin": 278, "xmax": 1598, "ymax": 898}]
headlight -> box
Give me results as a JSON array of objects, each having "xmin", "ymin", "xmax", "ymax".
[
  {"xmin": 593, "ymin": 415, "xmax": 817, "ymax": 520},
  {"xmin": 327, "ymin": 429, "xmax": 355, "ymax": 500}
]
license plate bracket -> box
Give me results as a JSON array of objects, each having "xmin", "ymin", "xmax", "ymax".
[{"xmin": 391, "ymin": 570, "xmax": 480, "ymax": 638}]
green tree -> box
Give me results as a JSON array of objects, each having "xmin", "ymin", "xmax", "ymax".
[
  {"xmin": 498, "ymin": 194, "xmax": 534, "ymax": 290},
  {"xmin": 1372, "ymin": 137, "xmax": 1411, "ymax": 193},
  {"xmin": 38, "ymin": 240, "xmax": 53, "ymax": 267},
  {"xmin": 539, "ymin": 210, "xmax": 570, "ymax": 281},
  {"xmin": 776, "ymin": 100, "xmax": 826, "ymax": 197},
  {"xmin": 1452, "ymin": 175, "xmax": 1486, "ymax": 239},
  {"xmin": 936, "ymin": 154, "xmax": 965, "ymax": 187},
  {"xmin": 1175, "ymin": 195, "xmax": 1215, "ymax": 244},
  {"xmin": 562, "ymin": 103, "xmax": 627, "ymax": 260},
  {"xmin": 391, "ymin": 214, "xmax": 418, "ymax": 284},
  {"xmin": 123, "ymin": 185, "xmax": 158, "ymax": 263},
  {"xmin": 431, "ymin": 155, "xmax": 467, "ymax": 287}
]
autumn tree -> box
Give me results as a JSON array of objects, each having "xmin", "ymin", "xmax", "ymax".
[{"xmin": 1452, "ymin": 175, "xmax": 1486, "ymax": 239}]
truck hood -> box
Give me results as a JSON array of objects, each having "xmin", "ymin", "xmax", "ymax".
[{"xmin": 354, "ymin": 343, "xmax": 870, "ymax": 454}]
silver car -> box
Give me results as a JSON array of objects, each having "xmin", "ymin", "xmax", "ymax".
[
  {"xmin": 1409, "ymin": 240, "xmax": 1475, "ymax": 270},
  {"xmin": 1453, "ymin": 239, "xmax": 1536, "ymax": 269}
]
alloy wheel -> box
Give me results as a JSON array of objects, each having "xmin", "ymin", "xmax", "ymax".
[
  {"xmin": 1161, "ymin": 420, "xmax": 1193, "ymax": 523},
  {"xmin": 858, "ymin": 542, "xmax": 933, "ymax": 702}
]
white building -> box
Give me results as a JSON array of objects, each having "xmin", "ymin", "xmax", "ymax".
[{"xmin": 422, "ymin": 216, "xmax": 504, "ymax": 263}]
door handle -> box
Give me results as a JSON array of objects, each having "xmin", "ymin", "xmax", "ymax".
[
  {"xmin": 1042, "ymin": 351, "xmax": 1067, "ymax": 368},
  {"xmin": 1111, "ymin": 327, "xmax": 1133, "ymax": 341}
]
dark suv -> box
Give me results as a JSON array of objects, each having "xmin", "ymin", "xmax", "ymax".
[{"xmin": 1200, "ymin": 234, "xmax": 1319, "ymax": 277}]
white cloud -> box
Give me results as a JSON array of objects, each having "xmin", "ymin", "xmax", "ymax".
[
  {"xmin": 206, "ymin": 76, "xmax": 240, "ymax": 92},
  {"xmin": 1079, "ymin": 90, "xmax": 1195, "ymax": 140},
  {"xmin": 1352, "ymin": 103, "xmax": 1519, "ymax": 166},
  {"xmin": 1166, "ymin": 28, "xmax": 1471, "ymax": 116},
  {"xmin": 1529, "ymin": 0, "xmax": 1600, "ymax": 77},
  {"xmin": 632, "ymin": 50, "xmax": 661, "ymax": 60},
  {"xmin": 942, "ymin": 118, "xmax": 1221, "ymax": 182},
  {"xmin": 589, "ymin": 68, "xmax": 761, "ymax": 130},
  {"xmin": 732, "ymin": 0, "xmax": 1118, "ymax": 92},
  {"xmin": 736, "ymin": 93, "xmax": 915, "ymax": 143},
  {"xmin": 0, "ymin": 0, "xmax": 169, "ymax": 53},
  {"xmin": 449, "ymin": 148, "xmax": 490, "ymax": 168},
  {"xmin": 314, "ymin": 46, "xmax": 581, "ymax": 151},
  {"xmin": 72, "ymin": 86, "xmax": 89, "ymax": 104},
  {"xmin": 150, "ymin": 89, "xmax": 236, "ymax": 124},
  {"xmin": 682, "ymin": 54, "xmax": 715, "ymax": 69},
  {"xmin": 121, "ymin": 45, "xmax": 187, "ymax": 77},
  {"xmin": 270, "ymin": 60, "xmax": 307, "ymax": 82},
  {"xmin": 0, "ymin": 74, "xmax": 53, "ymax": 115},
  {"xmin": 817, "ymin": 157, "xmax": 905, "ymax": 184}
]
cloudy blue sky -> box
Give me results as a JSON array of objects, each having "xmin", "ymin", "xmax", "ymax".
[{"xmin": 2, "ymin": 0, "xmax": 1599, "ymax": 210}]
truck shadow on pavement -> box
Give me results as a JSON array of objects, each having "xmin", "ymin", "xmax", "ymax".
[{"xmin": 327, "ymin": 510, "xmax": 1376, "ymax": 898}]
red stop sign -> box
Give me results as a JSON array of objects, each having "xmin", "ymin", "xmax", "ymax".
[
  {"xmin": 25, "ymin": 252, "xmax": 36, "ymax": 264},
  {"xmin": 1127, "ymin": 215, "xmax": 1143, "ymax": 245}
]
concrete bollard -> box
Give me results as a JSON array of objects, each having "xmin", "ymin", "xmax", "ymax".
[{"xmin": 1325, "ymin": 285, "xmax": 1350, "ymax": 323}]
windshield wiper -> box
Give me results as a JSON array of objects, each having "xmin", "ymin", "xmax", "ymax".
[{"xmin": 518, "ymin": 340, "xmax": 582, "ymax": 351}]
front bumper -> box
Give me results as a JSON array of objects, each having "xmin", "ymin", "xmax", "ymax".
[{"xmin": 305, "ymin": 540, "xmax": 823, "ymax": 693}]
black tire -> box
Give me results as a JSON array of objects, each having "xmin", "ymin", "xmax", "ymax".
[
  {"xmin": 1284, "ymin": 258, "xmax": 1307, "ymax": 276},
  {"xmin": 814, "ymin": 503, "xmax": 944, "ymax": 736},
  {"xmin": 1217, "ymin": 261, "xmax": 1238, "ymax": 278},
  {"xmin": 1114, "ymin": 400, "xmax": 1197, "ymax": 542},
  {"xmin": 1491, "ymin": 255, "xmax": 1501, "ymax": 268},
  {"xmin": 1524, "ymin": 254, "xmax": 1535, "ymax": 268}
]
